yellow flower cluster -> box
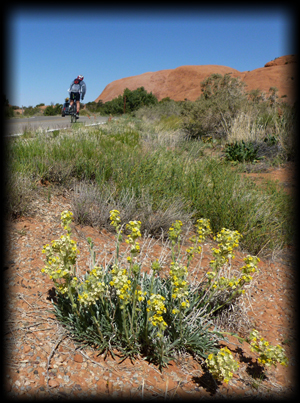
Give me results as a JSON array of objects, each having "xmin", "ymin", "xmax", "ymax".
[
  {"xmin": 61, "ymin": 210, "xmax": 74, "ymax": 232},
  {"xmin": 78, "ymin": 266, "xmax": 106, "ymax": 308},
  {"xmin": 168, "ymin": 220, "xmax": 183, "ymax": 245},
  {"xmin": 125, "ymin": 220, "xmax": 141, "ymax": 256},
  {"xmin": 217, "ymin": 276, "xmax": 240, "ymax": 290},
  {"xmin": 147, "ymin": 294, "xmax": 168, "ymax": 337},
  {"xmin": 135, "ymin": 288, "xmax": 147, "ymax": 302},
  {"xmin": 41, "ymin": 229, "xmax": 79, "ymax": 295},
  {"xmin": 109, "ymin": 264, "xmax": 132, "ymax": 308},
  {"xmin": 249, "ymin": 330, "xmax": 288, "ymax": 367},
  {"xmin": 195, "ymin": 218, "xmax": 212, "ymax": 242},
  {"xmin": 169, "ymin": 262, "xmax": 190, "ymax": 311},
  {"xmin": 187, "ymin": 218, "xmax": 212, "ymax": 259},
  {"xmin": 109, "ymin": 209, "xmax": 122, "ymax": 232},
  {"xmin": 207, "ymin": 253, "xmax": 260, "ymax": 294},
  {"xmin": 206, "ymin": 346, "xmax": 239, "ymax": 384},
  {"xmin": 239, "ymin": 255, "xmax": 260, "ymax": 283},
  {"xmin": 210, "ymin": 228, "xmax": 242, "ymax": 270}
]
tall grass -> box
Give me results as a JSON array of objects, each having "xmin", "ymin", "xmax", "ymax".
[{"xmin": 5, "ymin": 118, "xmax": 294, "ymax": 255}]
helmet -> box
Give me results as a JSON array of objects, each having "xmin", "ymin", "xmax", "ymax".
[
  {"xmin": 77, "ymin": 75, "xmax": 84, "ymax": 81},
  {"xmin": 65, "ymin": 97, "xmax": 69, "ymax": 101}
]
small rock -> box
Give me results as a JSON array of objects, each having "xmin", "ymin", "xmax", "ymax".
[
  {"xmin": 74, "ymin": 354, "xmax": 83, "ymax": 363},
  {"xmin": 49, "ymin": 379, "xmax": 60, "ymax": 388},
  {"xmin": 23, "ymin": 346, "xmax": 31, "ymax": 354}
]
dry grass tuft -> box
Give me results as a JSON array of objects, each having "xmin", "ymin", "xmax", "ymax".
[
  {"xmin": 70, "ymin": 180, "xmax": 192, "ymax": 238},
  {"xmin": 5, "ymin": 172, "xmax": 36, "ymax": 219}
]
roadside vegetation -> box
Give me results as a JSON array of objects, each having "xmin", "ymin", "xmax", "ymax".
[
  {"xmin": 5, "ymin": 74, "xmax": 296, "ymax": 256},
  {"xmin": 4, "ymin": 73, "xmax": 295, "ymax": 385},
  {"xmin": 4, "ymin": 87, "xmax": 158, "ymax": 118}
]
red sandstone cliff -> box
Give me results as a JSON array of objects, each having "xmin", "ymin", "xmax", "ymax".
[{"xmin": 95, "ymin": 55, "xmax": 297, "ymax": 105}]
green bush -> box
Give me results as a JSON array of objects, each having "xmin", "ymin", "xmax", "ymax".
[
  {"xmin": 23, "ymin": 106, "xmax": 42, "ymax": 117},
  {"xmin": 224, "ymin": 140, "xmax": 260, "ymax": 163},
  {"xmin": 123, "ymin": 87, "xmax": 158, "ymax": 113},
  {"xmin": 85, "ymin": 100, "xmax": 103, "ymax": 113},
  {"xmin": 101, "ymin": 96, "xmax": 124, "ymax": 115},
  {"xmin": 100, "ymin": 87, "xmax": 158, "ymax": 116},
  {"xmin": 44, "ymin": 103, "xmax": 62, "ymax": 116}
]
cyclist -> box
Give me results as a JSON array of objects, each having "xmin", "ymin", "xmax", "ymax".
[{"xmin": 68, "ymin": 75, "xmax": 86, "ymax": 117}]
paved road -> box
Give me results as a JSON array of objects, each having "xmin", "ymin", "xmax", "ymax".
[{"xmin": 5, "ymin": 115, "xmax": 109, "ymax": 136}]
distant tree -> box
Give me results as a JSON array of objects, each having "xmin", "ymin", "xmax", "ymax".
[
  {"xmin": 99, "ymin": 87, "xmax": 158, "ymax": 116},
  {"xmin": 44, "ymin": 103, "xmax": 62, "ymax": 116},
  {"xmin": 123, "ymin": 87, "xmax": 158, "ymax": 113}
]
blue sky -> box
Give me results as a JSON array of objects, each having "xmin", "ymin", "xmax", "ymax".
[{"xmin": 5, "ymin": 6, "xmax": 295, "ymax": 107}]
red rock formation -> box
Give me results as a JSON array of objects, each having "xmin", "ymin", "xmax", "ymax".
[{"xmin": 95, "ymin": 55, "xmax": 297, "ymax": 105}]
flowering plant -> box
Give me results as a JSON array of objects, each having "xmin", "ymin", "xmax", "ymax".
[
  {"xmin": 41, "ymin": 210, "xmax": 288, "ymax": 376},
  {"xmin": 248, "ymin": 329, "xmax": 288, "ymax": 368},
  {"xmin": 206, "ymin": 346, "xmax": 239, "ymax": 384}
]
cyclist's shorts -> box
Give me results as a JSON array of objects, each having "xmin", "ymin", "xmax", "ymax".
[{"xmin": 70, "ymin": 92, "xmax": 80, "ymax": 101}]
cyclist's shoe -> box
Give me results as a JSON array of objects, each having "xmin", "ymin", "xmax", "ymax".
[{"xmin": 76, "ymin": 112, "xmax": 79, "ymax": 119}]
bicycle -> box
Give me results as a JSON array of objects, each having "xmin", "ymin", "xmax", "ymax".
[{"xmin": 69, "ymin": 95, "xmax": 79, "ymax": 123}]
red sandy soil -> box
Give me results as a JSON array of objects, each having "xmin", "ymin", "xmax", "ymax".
[
  {"xmin": 96, "ymin": 55, "xmax": 297, "ymax": 105},
  {"xmin": 4, "ymin": 163, "xmax": 297, "ymax": 400}
]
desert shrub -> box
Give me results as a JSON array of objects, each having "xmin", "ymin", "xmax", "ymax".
[
  {"xmin": 41, "ymin": 210, "xmax": 288, "ymax": 378},
  {"xmin": 180, "ymin": 75, "xmax": 295, "ymax": 152},
  {"xmin": 181, "ymin": 74, "xmax": 248, "ymax": 139},
  {"xmin": 225, "ymin": 101, "xmax": 296, "ymax": 162}
]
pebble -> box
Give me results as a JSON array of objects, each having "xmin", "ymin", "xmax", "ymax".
[{"xmin": 74, "ymin": 354, "xmax": 83, "ymax": 363}]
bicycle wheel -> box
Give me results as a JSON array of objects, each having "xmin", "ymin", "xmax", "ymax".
[{"xmin": 70, "ymin": 105, "xmax": 76, "ymax": 123}]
